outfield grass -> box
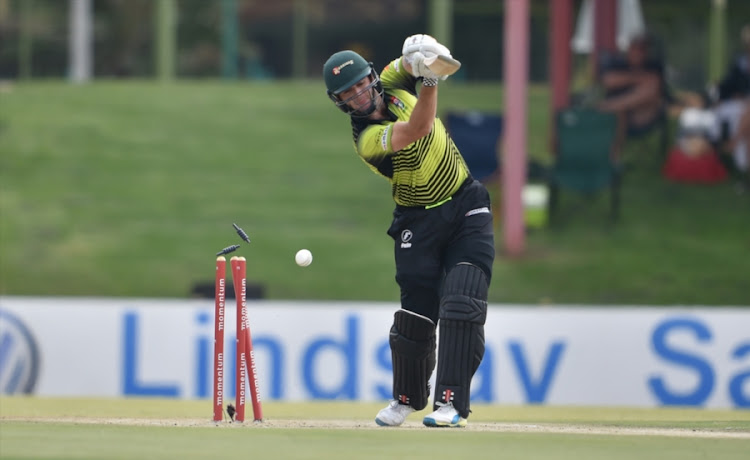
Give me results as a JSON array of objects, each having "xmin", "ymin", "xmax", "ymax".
[
  {"xmin": 1, "ymin": 398, "xmax": 748, "ymax": 460},
  {"xmin": 0, "ymin": 81, "xmax": 748, "ymax": 304},
  {"xmin": 2, "ymin": 423, "xmax": 747, "ymax": 460}
]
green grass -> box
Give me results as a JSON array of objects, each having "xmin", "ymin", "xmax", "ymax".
[
  {"xmin": 1, "ymin": 423, "xmax": 746, "ymax": 460},
  {"xmin": 1, "ymin": 398, "xmax": 749, "ymax": 460},
  {"xmin": 0, "ymin": 80, "xmax": 748, "ymax": 304}
]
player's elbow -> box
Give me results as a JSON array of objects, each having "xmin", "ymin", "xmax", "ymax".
[
  {"xmin": 410, "ymin": 119, "xmax": 434, "ymax": 139},
  {"xmin": 390, "ymin": 119, "xmax": 433, "ymax": 151}
]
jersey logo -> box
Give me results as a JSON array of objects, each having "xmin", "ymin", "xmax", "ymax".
[
  {"xmin": 400, "ymin": 229, "xmax": 412, "ymax": 249},
  {"xmin": 380, "ymin": 125, "xmax": 390, "ymax": 151},
  {"xmin": 389, "ymin": 96, "xmax": 405, "ymax": 110},
  {"xmin": 332, "ymin": 59, "xmax": 354, "ymax": 75}
]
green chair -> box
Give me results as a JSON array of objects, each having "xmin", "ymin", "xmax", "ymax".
[{"xmin": 548, "ymin": 108, "xmax": 621, "ymax": 224}]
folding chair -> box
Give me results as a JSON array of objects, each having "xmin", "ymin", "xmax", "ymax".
[
  {"xmin": 443, "ymin": 111, "xmax": 503, "ymax": 183},
  {"xmin": 443, "ymin": 111, "xmax": 503, "ymax": 226},
  {"xmin": 626, "ymin": 104, "xmax": 672, "ymax": 161},
  {"xmin": 548, "ymin": 108, "xmax": 621, "ymax": 224}
]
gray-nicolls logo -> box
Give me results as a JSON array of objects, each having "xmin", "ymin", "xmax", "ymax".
[{"xmin": 400, "ymin": 229, "xmax": 412, "ymax": 249}]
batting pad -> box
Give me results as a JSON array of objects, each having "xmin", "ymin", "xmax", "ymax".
[
  {"xmin": 389, "ymin": 309, "xmax": 437, "ymax": 411},
  {"xmin": 434, "ymin": 263, "xmax": 488, "ymax": 418}
]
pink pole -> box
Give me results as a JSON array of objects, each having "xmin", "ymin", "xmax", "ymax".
[
  {"xmin": 502, "ymin": 0, "xmax": 529, "ymax": 257},
  {"xmin": 596, "ymin": 0, "xmax": 618, "ymax": 52},
  {"xmin": 549, "ymin": 0, "xmax": 572, "ymax": 113},
  {"xmin": 548, "ymin": 0, "xmax": 573, "ymax": 156},
  {"xmin": 593, "ymin": 0, "xmax": 618, "ymax": 78}
]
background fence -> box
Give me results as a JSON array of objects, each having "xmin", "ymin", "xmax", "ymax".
[{"xmin": 1, "ymin": 0, "xmax": 750, "ymax": 90}]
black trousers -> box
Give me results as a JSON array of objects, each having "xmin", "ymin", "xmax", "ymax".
[{"xmin": 387, "ymin": 179, "xmax": 495, "ymax": 323}]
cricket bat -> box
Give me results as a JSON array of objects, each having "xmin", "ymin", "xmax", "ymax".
[{"xmin": 424, "ymin": 55, "xmax": 462, "ymax": 77}]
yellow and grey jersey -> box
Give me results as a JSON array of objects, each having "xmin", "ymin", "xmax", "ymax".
[{"xmin": 351, "ymin": 57, "xmax": 469, "ymax": 207}]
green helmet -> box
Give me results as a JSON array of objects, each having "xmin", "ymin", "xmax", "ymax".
[{"xmin": 323, "ymin": 50, "xmax": 383, "ymax": 118}]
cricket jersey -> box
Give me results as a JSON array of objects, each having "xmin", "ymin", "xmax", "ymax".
[{"xmin": 351, "ymin": 58, "xmax": 470, "ymax": 207}]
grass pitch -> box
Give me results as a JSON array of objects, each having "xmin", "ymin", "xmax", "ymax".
[{"xmin": 1, "ymin": 397, "xmax": 749, "ymax": 460}]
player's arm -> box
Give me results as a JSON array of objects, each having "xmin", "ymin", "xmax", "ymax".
[
  {"xmin": 390, "ymin": 72, "xmax": 438, "ymax": 152},
  {"xmin": 376, "ymin": 58, "xmax": 435, "ymax": 150},
  {"xmin": 355, "ymin": 84, "xmax": 435, "ymax": 165},
  {"xmin": 388, "ymin": 34, "xmax": 452, "ymax": 151}
]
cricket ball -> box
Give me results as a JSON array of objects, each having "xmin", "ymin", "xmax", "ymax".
[{"xmin": 295, "ymin": 249, "xmax": 313, "ymax": 267}]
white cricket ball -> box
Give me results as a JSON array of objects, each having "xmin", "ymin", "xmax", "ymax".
[{"xmin": 295, "ymin": 249, "xmax": 313, "ymax": 267}]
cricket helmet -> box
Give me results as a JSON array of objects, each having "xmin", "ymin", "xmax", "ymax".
[{"xmin": 323, "ymin": 50, "xmax": 383, "ymax": 118}]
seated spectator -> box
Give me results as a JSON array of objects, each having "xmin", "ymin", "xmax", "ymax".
[
  {"xmin": 597, "ymin": 33, "xmax": 667, "ymax": 156},
  {"xmin": 715, "ymin": 25, "xmax": 750, "ymax": 104},
  {"xmin": 725, "ymin": 102, "xmax": 750, "ymax": 191},
  {"xmin": 662, "ymin": 107, "xmax": 728, "ymax": 184},
  {"xmin": 711, "ymin": 24, "xmax": 750, "ymax": 186}
]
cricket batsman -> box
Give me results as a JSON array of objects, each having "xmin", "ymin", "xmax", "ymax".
[{"xmin": 322, "ymin": 34, "xmax": 495, "ymax": 428}]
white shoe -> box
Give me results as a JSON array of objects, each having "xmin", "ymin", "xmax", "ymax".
[
  {"xmin": 375, "ymin": 400, "xmax": 415, "ymax": 426},
  {"xmin": 422, "ymin": 402, "xmax": 467, "ymax": 427}
]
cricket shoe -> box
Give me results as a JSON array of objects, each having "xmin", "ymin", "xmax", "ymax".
[
  {"xmin": 422, "ymin": 402, "xmax": 467, "ymax": 428},
  {"xmin": 375, "ymin": 400, "xmax": 415, "ymax": 426}
]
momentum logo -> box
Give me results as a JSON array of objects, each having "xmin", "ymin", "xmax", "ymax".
[{"xmin": 0, "ymin": 309, "xmax": 40, "ymax": 394}]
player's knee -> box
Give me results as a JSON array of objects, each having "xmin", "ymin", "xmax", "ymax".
[
  {"xmin": 439, "ymin": 262, "xmax": 488, "ymax": 324},
  {"xmin": 389, "ymin": 309, "xmax": 436, "ymax": 359}
]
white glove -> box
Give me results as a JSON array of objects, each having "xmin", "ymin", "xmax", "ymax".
[
  {"xmin": 402, "ymin": 34, "xmax": 452, "ymax": 60},
  {"xmin": 409, "ymin": 51, "xmax": 440, "ymax": 81},
  {"xmin": 402, "ymin": 34, "xmax": 452, "ymax": 80}
]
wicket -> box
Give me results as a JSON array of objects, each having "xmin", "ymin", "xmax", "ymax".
[{"xmin": 213, "ymin": 255, "xmax": 263, "ymax": 423}]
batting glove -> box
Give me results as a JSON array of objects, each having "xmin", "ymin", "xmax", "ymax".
[
  {"xmin": 408, "ymin": 51, "xmax": 440, "ymax": 82},
  {"xmin": 402, "ymin": 34, "xmax": 452, "ymax": 60}
]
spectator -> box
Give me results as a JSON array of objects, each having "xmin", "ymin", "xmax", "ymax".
[
  {"xmin": 716, "ymin": 25, "xmax": 750, "ymax": 102},
  {"xmin": 597, "ymin": 33, "xmax": 667, "ymax": 156},
  {"xmin": 711, "ymin": 24, "xmax": 750, "ymax": 187},
  {"xmin": 725, "ymin": 103, "xmax": 750, "ymax": 191}
]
